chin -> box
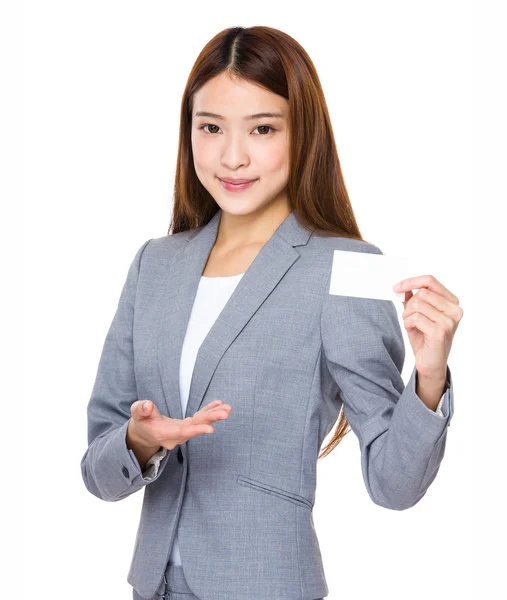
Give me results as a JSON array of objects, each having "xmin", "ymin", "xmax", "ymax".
[{"xmin": 217, "ymin": 202, "xmax": 260, "ymax": 216}]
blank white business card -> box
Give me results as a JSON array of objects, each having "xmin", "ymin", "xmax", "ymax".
[{"xmin": 329, "ymin": 249, "xmax": 428, "ymax": 302}]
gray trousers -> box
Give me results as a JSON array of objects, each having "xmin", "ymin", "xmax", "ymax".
[{"xmin": 132, "ymin": 563, "xmax": 325, "ymax": 599}]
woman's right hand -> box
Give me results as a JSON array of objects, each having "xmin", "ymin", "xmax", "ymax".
[{"xmin": 127, "ymin": 399, "xmax": 232, "ymax": 452}]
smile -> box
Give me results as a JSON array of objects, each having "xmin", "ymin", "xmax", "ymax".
[{"xmin": 219, "ymin": 178, "xmax": 258, "ymax": 192}]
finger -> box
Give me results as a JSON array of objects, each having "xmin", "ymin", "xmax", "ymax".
[
  {"xmin": 160, "ymin": 422, "xmax": 215, "ymax": 448},
  {"xmin": 404, "ymin": 288, "xmax": 462, "ymax": 322},
  {"xmin": 394, "ymin": 274, "xmax": 458, "ymax": 304},
  {"xmin": 403, "ymin": 297, "xmax": 456, "ymax": 330},
  {"xmin": 181, "ymin": 422, "xmax": 216, "ymax": 437},
  {"xmin": 197, "ymin": 402, "xmax": 232, "ymax": 418},
  {"xmin": 185, "ymin": 407, "xmax": 231, "ymax": 433},
  {"xmin": 404, "ymin": 311, "xmax": 443, "ymax": 338},
  {"xmin": 131, "ymin": 400, "xmax": 157, "ymax": 420},
  {"xmin": 197, "ymin": 400, "xmax": 224, "ymax": 414},
  {"xmin": 195, "ymin": 407, "xmax": 231, "ymax": 425}
]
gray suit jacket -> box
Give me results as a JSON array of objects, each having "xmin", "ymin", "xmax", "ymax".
[{"xmin": 81, "ymin": 208, "xmax": 454, "ymax": 600}]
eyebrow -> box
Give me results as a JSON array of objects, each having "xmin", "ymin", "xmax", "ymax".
[{"xmin": 194, "ymin": 111, "xmax": 285, "ymax": 121}]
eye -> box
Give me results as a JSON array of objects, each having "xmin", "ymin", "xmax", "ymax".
[
  {"xmin": 253, "ymin": 125, "xmax": 276, "ymax": 135},
  {"xmin": 200, "ymin": 124, "xmax": 221, "ymax": 134},
  {"xmin": 198, "ymin": 124, "xmax": 276, "ymax": 135}
]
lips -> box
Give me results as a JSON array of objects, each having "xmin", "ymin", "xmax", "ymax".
[
  {"xmin": 218, "ymin": 178, "xmax": 258, "ymax": 192},
  {"xmin": 219, "ymin": 178, "xmax": 257, "ymax": 184}
]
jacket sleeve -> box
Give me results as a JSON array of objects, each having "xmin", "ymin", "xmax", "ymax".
[
  {"xmin": 320, "ymin": 245, "xmax": 454, "ymax": 511},
  {"xmin": 80, "ymin": 239, "xmax": 172, "ymax": 502}
]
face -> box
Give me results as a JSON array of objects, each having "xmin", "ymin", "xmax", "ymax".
[{"xmin": 191, "ymin": 72, "xmax": 290, "ymax": 218}]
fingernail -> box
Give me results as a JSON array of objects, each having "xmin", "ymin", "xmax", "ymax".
[{"xmin": 393, "ymin": 282, "xmax": 403, "ymax": 290}]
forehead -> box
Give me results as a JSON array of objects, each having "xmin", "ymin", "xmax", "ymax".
[{"xmin": 193, "ymin": 72, "xmax": 288, "ymax": 119}]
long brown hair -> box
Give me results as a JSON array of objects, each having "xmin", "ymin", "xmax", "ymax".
[{"xmin": 168, "ymin": 26, "xmax": 374, "ymax": 459}]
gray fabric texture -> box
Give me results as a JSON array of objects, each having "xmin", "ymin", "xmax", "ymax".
[{"xmin": 81, "ymin": 208, "xmax": 454, "ymax": 600}]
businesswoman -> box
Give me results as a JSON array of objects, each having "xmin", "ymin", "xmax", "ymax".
[{"xmin": 81, "ymin": 26, "xmax": 463, "ymax": 600}]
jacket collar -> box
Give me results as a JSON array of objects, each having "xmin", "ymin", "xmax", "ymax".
[{"xmin": 157, "ymin": 207, "xmax": 313, "ymax": 422}]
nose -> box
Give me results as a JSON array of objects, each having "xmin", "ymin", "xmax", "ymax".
[{"xmin": 220, "ymin": 134, "xmax": 249, "ymax": 170}]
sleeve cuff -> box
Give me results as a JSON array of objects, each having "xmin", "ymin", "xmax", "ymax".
[
  {"xmin": 396, "ymin": 364, "xmax": 454, "ymax": 444},
  {"xmin": 142, "ymin": 447, "xmax": 169, "ymax": 481},
  {"xmin": 415, "ymin": 365, "xmax": 452, "ymax": 421}
]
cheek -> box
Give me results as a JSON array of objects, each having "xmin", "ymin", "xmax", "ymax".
[
  {"xmin": 192, "ymin": 139, "xmax": 215, "ymax": 172},
  {"xmin": 260, "ymin": 145, "xmax": 289, "ymax": 177},
  {"xmin": 258, "ymin": 131, "xmax": 289, "ymax": 173}
]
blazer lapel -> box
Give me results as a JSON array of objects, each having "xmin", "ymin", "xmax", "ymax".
[{"xmin": 157, "ymin": 207, "xmax": 313, "ymax": 423}]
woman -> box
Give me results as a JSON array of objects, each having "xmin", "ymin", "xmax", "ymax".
[{"xmin": 81, "ymin": 26, "xmax": 462, "ymax": 600}]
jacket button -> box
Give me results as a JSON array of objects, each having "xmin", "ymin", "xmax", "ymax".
[
  {"xmin": 177, "ymin": 447, "xmax": 183, "ymax": 463},
  {"xmin": 122, "ymin": 465, "xmax": 130, "ymax": 479}
]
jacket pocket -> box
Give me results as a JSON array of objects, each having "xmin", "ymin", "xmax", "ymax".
[{"xmin": 237, "ymin": 475, "xmax": 313, "ymax": 510}]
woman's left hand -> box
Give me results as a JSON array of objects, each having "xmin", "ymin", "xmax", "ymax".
[{"xmin": 393, "ymin": 275, "xmax": 464, "ymax": 380}]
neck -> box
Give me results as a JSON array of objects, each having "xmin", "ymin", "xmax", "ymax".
[{"xmin": 215, "ymin": 198, "xmax": 292, "ymax": 250}]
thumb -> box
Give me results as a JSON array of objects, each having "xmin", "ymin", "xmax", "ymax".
[{"xmin": 134, "ymin": 400, "xmax": 159, "ymax": 418}]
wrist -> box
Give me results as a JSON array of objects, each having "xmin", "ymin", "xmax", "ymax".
[
  {"xmin": 126, "ymin": 419, "xmax": 160, "ymax": 453},
  {"xmin": 415, "ymin": 370, "xmax": 448, "ymax": 412}
]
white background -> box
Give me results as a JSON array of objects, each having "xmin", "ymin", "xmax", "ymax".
[{"xmin": 17, "ymin": 1, "xmax": 506, "ymax": 598}]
